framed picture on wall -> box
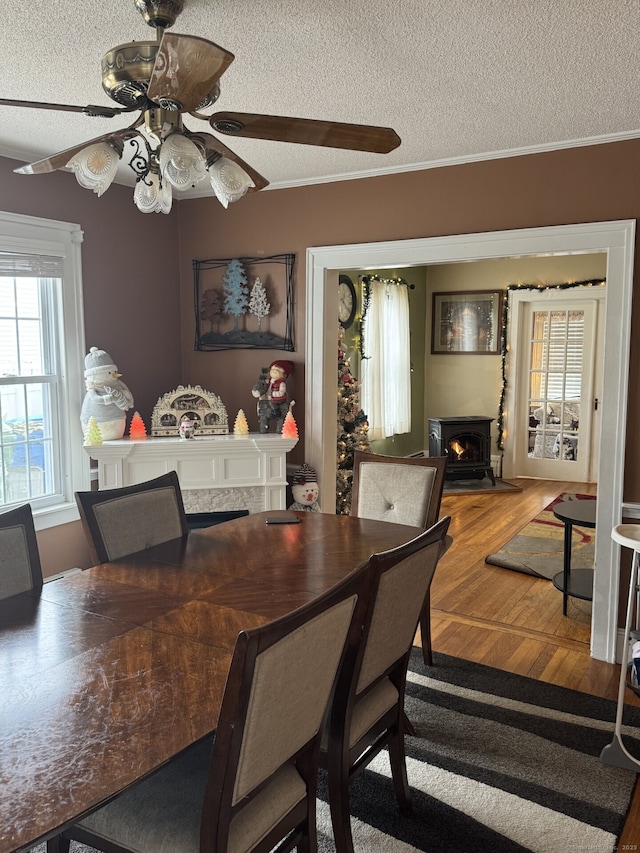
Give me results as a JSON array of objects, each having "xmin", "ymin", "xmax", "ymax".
[
  {"xmin": 194, "ymin": 253, "xmax": 295, "ymax": 351},
  {"xmin": 431, "ymin": 290, "xmax": 503, "ymax": 354}
]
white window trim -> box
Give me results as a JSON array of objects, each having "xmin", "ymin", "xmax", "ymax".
[{"xmin": 0, "ymin": 210, "xmax": 89, "ymax": 529}]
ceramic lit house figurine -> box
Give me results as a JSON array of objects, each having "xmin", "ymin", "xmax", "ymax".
[
  {"xmin": 251, "ymin": 360, "xmax": 294, "ymax": 433},
  {"xmin": 80, "ymin": 346, "xmax": 134, "ymax": 441},
  {"xmin": 289, "ymin": 463, "xmax": 320, "ymax": 512}
]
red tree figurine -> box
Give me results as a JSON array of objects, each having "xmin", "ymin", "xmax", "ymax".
[{"xmin": 128, "ymin": 411, "xmax": 147, "ymax": 439}]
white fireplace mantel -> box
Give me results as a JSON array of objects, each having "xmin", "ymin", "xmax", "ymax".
[{"xmin": 85, "ymin": 434, "xmax": 298, "ymax": 514}]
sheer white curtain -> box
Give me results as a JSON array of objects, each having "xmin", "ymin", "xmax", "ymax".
[{"xmin": 361, "ymin": 280, "xmax": 411, "ymax": 440}]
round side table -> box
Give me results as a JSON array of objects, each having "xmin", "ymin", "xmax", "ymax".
[{"xmin": 551, "ymin": 498, "xmax": 597, "ymax": 616}]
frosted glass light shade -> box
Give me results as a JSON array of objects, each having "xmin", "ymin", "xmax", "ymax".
[
  {"xmin": 67, "ymin": 142, "xmax": 119, "ymax": 197},
  {"xmin": 208, "ymin": 157, "xmax": 255, "ymax": 208},
  {"xmin": 133, "ymin": 172, "xmax": 173, "ymax": 214},
  {"xmin": 159, "ymin": 133, "xmax": 207, "ymax": 192}
]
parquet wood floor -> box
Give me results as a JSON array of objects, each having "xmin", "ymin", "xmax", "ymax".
[{"xmin": 424, "ymin": 477, "xmax": 640, "ymax": 846}]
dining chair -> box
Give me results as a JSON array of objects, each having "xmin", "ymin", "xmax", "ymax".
[
  {"xmin": 47, "ymin": 549, "xmax": 371, "ymax": 853},
  {"xmin": 0, "ymin": 502, "xmax": 43, "ymax": 599},
  {"xmin": 350, "ymin": 450, "xmax": 449, "ymax": 665},
  {"xmin": 321, "ymin": 515, "xmax": 451, "ymax": 853},
  {"xmin": 75, "ymin": 470, "xmax": 189, "ymax": 563}
]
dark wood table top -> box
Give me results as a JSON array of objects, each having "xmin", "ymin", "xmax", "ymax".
[
  {"xmin": 0, "ymin": 510, "xmax": 417, "ymax": 853},
  {"xmin": 552, "ymin": 498, "xmax": 597, "ymax": 529}
]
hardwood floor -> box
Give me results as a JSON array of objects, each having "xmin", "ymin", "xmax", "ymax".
[{"xmin": 426, "ymin": 477, "xmax": 640, "ymax": 846}]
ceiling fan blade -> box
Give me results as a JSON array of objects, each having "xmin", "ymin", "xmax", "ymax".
[
  {"xmin": 209, "ymin": 112, "xmax": 401, "ymax": 153},
  {"xmin": 147, "ymin": 33, "xmax": 234, "ymax": 114},
  {"xmin": 0, "ymin": 97, "xmax": 133, "ymax": 118},
  {"xmin": 13, "ymin": 130, "xmax": 134, "ymax": 175},
  {"xmin": 188, "ymin": 131, "xmax": 269, "ymax": 191}
]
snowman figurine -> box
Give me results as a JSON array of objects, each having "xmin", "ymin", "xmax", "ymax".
[
  {"xmin": 289, "ymin": 463, "xmax": 320, "ymax": 513},
  {"xmin": 80, "ymin": 346, "xmax": 134, "ymax": 441}
]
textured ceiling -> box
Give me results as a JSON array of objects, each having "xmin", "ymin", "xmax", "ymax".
[{"xmin": 1, "ymin": 0, "xmax": 639, "ymax": 199}]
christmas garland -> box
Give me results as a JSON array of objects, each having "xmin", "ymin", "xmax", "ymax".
[{"xmin": 496, "ymin": 278, "xmax": 606, "ymax": 451}]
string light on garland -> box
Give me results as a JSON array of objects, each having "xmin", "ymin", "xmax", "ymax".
[{"xmin": 496, "ymin": 278, "xmax": 606, "ymax": 452}]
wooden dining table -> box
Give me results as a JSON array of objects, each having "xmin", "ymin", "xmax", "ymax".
[{"xmin": 0, "ymin": 509, "xmax": 418, "ymax": 853}]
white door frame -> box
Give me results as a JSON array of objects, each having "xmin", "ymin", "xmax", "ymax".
[{"xmin": 305, "ymin": 220, "xmax": 635, "ymax": 663}]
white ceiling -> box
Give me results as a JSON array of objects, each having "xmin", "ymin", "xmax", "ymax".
[{"xmin": 1, "ymin": 0, "xmax": 639, "ymax": 199}]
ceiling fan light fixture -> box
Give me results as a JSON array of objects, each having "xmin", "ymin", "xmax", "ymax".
[
  {"xmin": 133, "ymin": 170, "xmax": 172, "ymax": 214},
  {"xmin": 159, "ymin": 132, "xmax": 207, "ymax": 191},
  {"xmin": 208, "ymin": 157, "xmax": 255, "ymax": 208},
  {"xmin": 66, "ymin": 141, "xmax": 120, "ymax": 197}
]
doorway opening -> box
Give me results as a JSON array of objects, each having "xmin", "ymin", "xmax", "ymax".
[{"xmin": 305, "ymin": 221, "xmax": 635, "ymax": 662}]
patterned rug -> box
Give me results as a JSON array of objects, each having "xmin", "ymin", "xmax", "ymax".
[
  {"xmin": 28, "ymin": 648, "xmax": 637, "ymax": 853},
  {"xmin": 484, "ymin": 492, "xmax": 596, "ymax": 579}
]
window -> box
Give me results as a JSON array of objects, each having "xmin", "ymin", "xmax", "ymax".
[
  {"xmin": 0, "ymin": 212, "xmax": 88, "ymax": 527},
  {"xmin": 360, "ymin": 280, "xmax": 411, "ymax": 440}
]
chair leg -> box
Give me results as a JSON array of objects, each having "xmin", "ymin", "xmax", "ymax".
[
  {"xmin": 388, "ymin": 724, "xmax": 412, "ymax": 815},
  {"xmin": 297, "ymin": 822, "xmax": 312, "ymax": 853},
  {"xmin": 47, "ymin": 837, "xmax": 70, "ymax": 853},
  {"xmin": 420, "ymin": 593, "xmax": 433, "ymax": 666},
  {"xmin": 327, "ymin": 753, "xmax": 355, "ymax": 853},
  {"xmin": 403, "ymin": 710, "xmax": 416, "ymax": 736}
]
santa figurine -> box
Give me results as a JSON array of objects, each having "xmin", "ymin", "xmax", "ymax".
[
  {"xmin": 252, "ymin": 359, "xmax": 294, "ymax": 433},
  {"xmin": 289, "ymin": 463, "xmax": 320, "ymax": 512},
  {"xmin": 80, "ymin": 346, "xmax": 134, "ymax": 441}
]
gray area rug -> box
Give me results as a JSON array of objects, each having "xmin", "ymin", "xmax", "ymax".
[
  {"xmin": 485, "ymin": 492, "xmax": 595, "ymax": 580},
  {"xmin": 27, "ymin": 648, "xmax": 638, "ymax": 853}
]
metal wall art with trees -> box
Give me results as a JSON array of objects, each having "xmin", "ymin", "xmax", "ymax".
[{"xmin": 194, "ymin": 254, "xmax": 294, "ymax": 351}]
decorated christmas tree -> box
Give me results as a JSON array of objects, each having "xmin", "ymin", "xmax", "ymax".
[{"xmin": 336, "ymin": 325, "xmax": 370, "ymax": 514}]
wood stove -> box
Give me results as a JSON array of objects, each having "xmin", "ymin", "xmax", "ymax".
[{"xmin": 428, "ymin": 416, "xmax": 495, "ymax": 484}]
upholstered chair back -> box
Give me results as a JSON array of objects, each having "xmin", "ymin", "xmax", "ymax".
[
  {"xmin": 0, "ymin": 503, "xmax": 43, "ymax": 600},
  {"xmin": 231, "ymin": 595, "xmax": 360, "ymax": 808},
  {"xmin": 321, "ymin": 516, "xmax": 451, "ymax": 853},
  {"xmin": 75, "ymin": 471, "xmax": 189, "ymax": 563},
  {"xmin": 350, "ymin": 451, "xmax": 447, "ymax": 529},
  {"xmin": 207, "ymin": 569, "xmax": 365, "ymax": 853},
  {"xmin": 350, "ymin": 451, "xmax": 450, "ymax": 669},
  {"xmin": 356, "ymin": 534, "xmax": 442, "ymax": 696}
]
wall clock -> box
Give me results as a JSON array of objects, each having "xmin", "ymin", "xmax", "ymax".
[{"xmin": 338, "ymin": 274, "xmax": 357, "ymax": 328}]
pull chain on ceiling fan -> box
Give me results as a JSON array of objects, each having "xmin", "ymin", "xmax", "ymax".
[{"xmin": 0, "ymin": 0, "xmax": 401, "ymax": 214}]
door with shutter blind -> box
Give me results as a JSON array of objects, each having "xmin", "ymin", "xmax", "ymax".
[{"xmin": 516, "ymin": 296, "xmax": 601, "ymax": 481}]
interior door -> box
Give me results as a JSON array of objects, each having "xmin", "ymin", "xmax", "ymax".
[{"xmin": 516, "ymin": 296, "xmax": 600, "ymax": 481}]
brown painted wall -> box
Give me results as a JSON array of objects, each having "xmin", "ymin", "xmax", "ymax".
[
  {"xmin": 0, "ymin": 156, "xmax": 182, "ymax": 574},
  {"xmin": 176, "ymin": 139, "xmax": 640, "ymax": 497},
  {"xmin": 3, "ymin": 136, "xmax": 640, "ymax": 576}
]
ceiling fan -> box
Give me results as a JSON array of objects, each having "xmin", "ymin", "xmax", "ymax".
[{"xmin": 0, "ymin": 0, "xmax": 401, "ymax": 213}]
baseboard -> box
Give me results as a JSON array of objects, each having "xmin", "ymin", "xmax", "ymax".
[
  {"xmin": 622, "ymin": 502, "xmax": 640, "ymax": 520},
  {"xmin": 44, "ymin": 567, "xmax": 83, "ymax": 583}
]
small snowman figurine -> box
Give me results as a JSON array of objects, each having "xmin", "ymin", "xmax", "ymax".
[
  {"xmin": 80, "ymin": 346, "xmax": 134, "ymax": 441},
  {"xmin": 289, "ymin": 463, "xmax": 320, "ymax": 513}
]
